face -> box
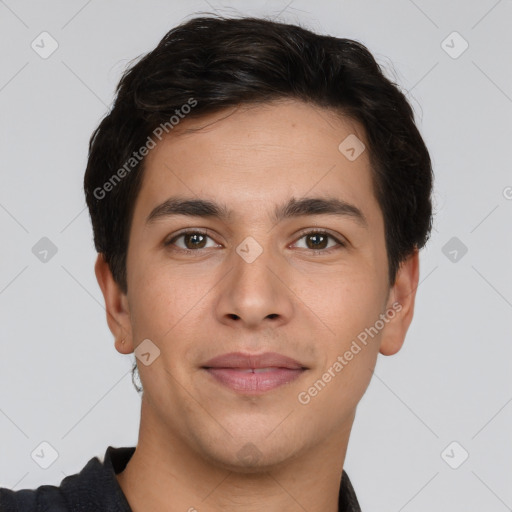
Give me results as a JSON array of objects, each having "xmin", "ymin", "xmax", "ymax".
[{"xmin": 97, "ymin": 99, "xmax": 418, "ymax": 472}]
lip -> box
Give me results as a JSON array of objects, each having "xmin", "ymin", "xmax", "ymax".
[
  {"xmin": 202, "ymin": 351, "xmax": 307, "ymax": 394},
  {"xmin": 202, "ymin": 351, "xmax": 305, "ymax": 370}
]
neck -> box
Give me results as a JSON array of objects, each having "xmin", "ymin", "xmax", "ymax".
[{"xmin": 116, "ymin": 397, "xmax": 354, "ymax": 512}]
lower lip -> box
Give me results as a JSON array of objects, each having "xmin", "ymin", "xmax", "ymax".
[{"xmin": 203, "ymin": 367, "xmax": 305, "ymax": 393}]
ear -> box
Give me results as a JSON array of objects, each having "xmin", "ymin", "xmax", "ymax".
[
  {"xmin": 94, "ymin": 253, "xmax": 134, "ymax": 355},
  {"xmin": 379, "ymin": 248, "xmax": 420, "ymax": 356}
]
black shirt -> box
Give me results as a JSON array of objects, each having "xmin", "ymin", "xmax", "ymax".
[{"xmin": 0, "ymin": 446, "xmax": 361, "ymax": 511}]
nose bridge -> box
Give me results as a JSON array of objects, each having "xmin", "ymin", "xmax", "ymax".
[{"xmin": 216, "ymin": 233, "xmax": 293, "ymax": 328}]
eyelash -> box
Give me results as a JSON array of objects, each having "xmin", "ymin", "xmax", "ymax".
[{"xmin": 165, "ymin": 229, "xmax": 346, "ymax": 256}]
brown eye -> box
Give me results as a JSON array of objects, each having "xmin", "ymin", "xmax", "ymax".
[
  {"xmin": 305, "ymin": 233, "xmax": 329, "ymax": 250},
  {"xmin": 293, "ymin": 230, "xmax": 345, "ymax": 253},
  {"xmin": 166, "ymin": 230, "xmax": 218, "ymax": 251},
  {"xmin": 182, "ymin": 233, "xmax": 207, "ymax": 249}
]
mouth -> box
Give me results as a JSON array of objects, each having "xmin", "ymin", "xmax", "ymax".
[{"xmin": 201, "ymin": 352, "xmax": 308, "ymax": 394}]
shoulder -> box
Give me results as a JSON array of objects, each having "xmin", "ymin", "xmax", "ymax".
[
  {"xmin": 0, "ymin": 484, "xmax": 68, "ymax": 511},
  {"xmin": 0, "ymin": 446, "xmax": 135, "ymax": 512}
]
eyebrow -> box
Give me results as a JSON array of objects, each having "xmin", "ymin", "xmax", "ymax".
[{"xmin": 146, "ymin": 196, "xmax": 368, "ymax": 228}]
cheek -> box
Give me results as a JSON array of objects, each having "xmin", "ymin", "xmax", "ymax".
[
  {"xmin": 306, "ymin": 266, "xmax": 385, "ymax": 334},
  {"xmin": 299, "ymin": 309, "xmax": 381, "ymax": 420},
  {"xmin": 311, "ymin": 270, "xmax": 387, "ymax": 407},
  {"xmin": 296, "ymin": 340, "xmax": 378, "ymax": 425},
  {"xmin": 128, "ymin": 259, "xmax": 214, "ymax": 347},
  {"xmin": 305, "ymin": 272, "xmax": 385, "ymax": 384},
  {"xmin": 127, "ymin": 262, "xmax": 176, "ymax": 342}
]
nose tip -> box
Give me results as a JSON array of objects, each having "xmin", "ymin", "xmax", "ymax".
[{"xmin": 216, "ymin": 245, "xmax": 294, "ymax": 330}]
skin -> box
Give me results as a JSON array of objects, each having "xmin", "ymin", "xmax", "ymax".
[{"xmin": 95, "ymin": 99, "xmax": 419, "ymax": 512}]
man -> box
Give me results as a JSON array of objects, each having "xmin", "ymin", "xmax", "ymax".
[{"xmin": 0, "ymin": 14, "xmax": 433, "ymax": 512}]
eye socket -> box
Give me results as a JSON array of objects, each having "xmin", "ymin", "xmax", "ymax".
[{"xmin": 164, "ymin": 229, "xmax": 346, "ymax": 254}]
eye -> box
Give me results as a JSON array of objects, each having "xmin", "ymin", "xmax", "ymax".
[
  {"xmin": 292, "ymin": 230, "xmax": 346, "ymax": 253},
  {"xmin": 165, "ymin": 230, "xmax": 220, "ymax": 252},
  {"xmin": 164, "ymin": 229, "xmax": 346, "ymax": 255}
]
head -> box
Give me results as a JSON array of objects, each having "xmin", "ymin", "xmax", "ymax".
[{"xmin": 85, "ymin": 16, "xmax": 433, "ymax": 470}]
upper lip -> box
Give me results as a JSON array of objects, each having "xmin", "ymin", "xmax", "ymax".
[{"xmin": 202, "ymin": 352, "xmax": 306, "ymax": 370}]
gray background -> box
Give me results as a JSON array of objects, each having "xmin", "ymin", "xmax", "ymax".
[{"xmin": 1, "ymin": 1, "xmax": 511, "ymax": 510}]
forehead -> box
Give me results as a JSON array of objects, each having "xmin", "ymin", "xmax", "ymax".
[{"xmin": 133, "ymin": 100, "xmax": 381, "ymax": 228}]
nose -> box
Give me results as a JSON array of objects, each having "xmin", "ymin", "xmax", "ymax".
[{"xmin": 215, "ymin": 242, "xmax": 294, "ymax": 330}]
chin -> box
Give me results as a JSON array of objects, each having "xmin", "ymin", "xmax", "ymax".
[{"xmin": 196, "ymin": 435, "xmax": 303, "ymax": 474}]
